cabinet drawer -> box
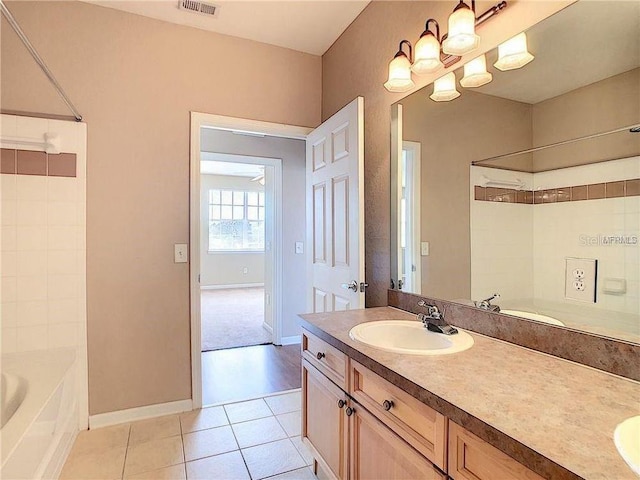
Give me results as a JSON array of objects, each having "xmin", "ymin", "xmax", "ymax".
[
  {"xmin": 350, "ymin": 360, "xmax": 447, "ymax": 471},
  {"xmin": 448, "ymin": 422, "xmax": 544, "ymax": 480},
  {"xmin": 302, "ymin": 329, "xmax": 347, "ymax": 390}
]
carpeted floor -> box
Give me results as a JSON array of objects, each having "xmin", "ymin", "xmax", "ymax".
[{"xmin": 201, "ymin": 287, "xmax": 271, "ymax": 351}]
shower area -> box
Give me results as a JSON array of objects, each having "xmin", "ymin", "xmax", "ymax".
[
  {"xmin": 1, "ymin": 3, "xmax": 89, "ymax": 477},
  {"xmin": 1, "ymin": 115, "xmax": 88, "ymax": 479}
]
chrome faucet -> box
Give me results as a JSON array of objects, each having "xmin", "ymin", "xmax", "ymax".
[
  {"xmin": 416, "ymin": 300, "xmax": 458, "ymax": 335},
  {"xmin": 475, "ymin": 293, "xmax": 501, "ymax": 312}
]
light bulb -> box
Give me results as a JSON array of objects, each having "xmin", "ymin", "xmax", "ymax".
[
  {"xmin": 460, "ymin": 54, "xmax": 492, "ymax": 88},
  {"xmin": 494, "ymin": 32, "xmax": 534, "ymax": 71},
  {"xmin": 430, "ymin": 72, "xmax": 460, "ymax": 102},
  {"xmin": 442, "ymin": 2, "xmax": 479, "ymax": 56},
  {"xmin": 384, "ymin": 53, "xmax": 415, "ymax": 93},
  {"xmin": 412, "ymin": 32, "xmax": 443, "ymax": 75}
]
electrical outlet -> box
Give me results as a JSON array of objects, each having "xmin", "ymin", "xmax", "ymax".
[
  {"xmin": 295, "ymin": 242, "xmax": 304, "ymax": 254},
  {"xmin": 565, "ymin": 257, "xmax": 597, "ymax": 303},
  {"xmin": 421, "ymin": 242, "xmax": 430, "ymax": 256},
  {"xmin": 242, "ymin": 267, "xmax": 248, "ymax": 274}
]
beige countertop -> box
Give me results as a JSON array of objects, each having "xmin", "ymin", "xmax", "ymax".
[{"xmin": 299, "ymin": 307, "xmax": 640, "ymax": 480}]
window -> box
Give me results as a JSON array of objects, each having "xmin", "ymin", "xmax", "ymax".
[{"xmin": 208, "ymin": 189, "xmax": 265, "ymax": 251}]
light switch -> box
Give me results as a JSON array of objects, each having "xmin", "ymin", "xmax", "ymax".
[
  {"xmin": 421, "ymin": 242, "xmax": 430, "ymax": 256},
  {"xmin": 174, "ymin": 244, "xmax": 188, "ymax": 263},
  {"xmin": 565, "ymin": 257, "xmax": 597, "ymax": 302},
  {"xmin": 295, "ymin": 241, "xmax": 304, "ymax": 254}
]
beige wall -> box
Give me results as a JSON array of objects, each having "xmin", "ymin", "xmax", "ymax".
[
  {"xmin": 532, "ymin": 68, "xmax": 640, "ymax": 171},
  {"xmin": 1, "ymin": 1, "xmax": 320, "ymax": 414},
  {"xmin": 322, "ymin": 0, "xmax": 572, "ymax": 306},
  {"xmin": 402, "ymin": 91, "xmax": 532, "ymax": 299}
]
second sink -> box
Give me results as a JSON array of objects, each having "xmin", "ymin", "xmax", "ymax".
[{"xmin": 349, "ymin": 320, "xmax": 474, "ymax": 355}]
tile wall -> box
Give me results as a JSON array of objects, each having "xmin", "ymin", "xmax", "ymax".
[
  {"xmin": 471, "ymin": 157, "xmax": 640, "ymax": 330},
  {"xmin": 1, "ymin": 115, "xmax": 88, "ymax": 425}
]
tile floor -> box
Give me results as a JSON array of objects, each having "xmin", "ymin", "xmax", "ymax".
[{"xmin": 60, "ymin": 390, "xmax": 318, "ymax": 480}]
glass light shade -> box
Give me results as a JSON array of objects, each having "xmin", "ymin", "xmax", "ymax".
[
  {"xmin": 442, "ymin": 4, "xmax": 479, "ymax": 55},
  {"xmin": 494, "ymin": 32, "xmax": 535, "ymax": 71},
  {"xmin": 430, "ymin": 72, "xmax": 460, "ymax": 102},
  {"xmin": 412, "ymin": 33, "xmax": 443, "ymax": 75},
  {"xmin": 460, "ymin": 54, "xmax": 492, "ymax": 88},
  {"xmin": 384, "ymin": 53, "xmax": 415, "ymax": 92}
]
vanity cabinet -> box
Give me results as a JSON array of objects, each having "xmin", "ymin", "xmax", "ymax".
[
  {"xmin": 302, "ymin": 328, "xmax": 543, "ymax": 480},
  {"xmin": 302, "ymin": 329, "xmax": 446, "ymax": 480},
  {"xmin": 448, "ymin": 422, "xmax": 544, "ymax": 480}
]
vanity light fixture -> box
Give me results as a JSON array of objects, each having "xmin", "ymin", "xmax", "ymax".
[
  {"xmin": 412, "ymin": 19, "xmax": 444, "ymax": 75},
  {"xmin": 383, "ymin": 0, "xmax": 506, "ymax": 93},
  {"xmin": 384, "ymin": 40, "xmax": 415, "ymax": 93},
  {"xmin": 494, "ymin": 32, "xmax": 534, "ymax": 71},
  {"xmin": 442, "ymin": 0, "xmax": 479, "ymax": 55},
  {"xmin": 460, "ymin": 54, "xmax": 493, "ymax": 87},
  {"xmin": 430, "ymin": 72, "xmax": 460, "ymax": 102}
]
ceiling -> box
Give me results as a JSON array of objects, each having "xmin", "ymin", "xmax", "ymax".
[
  {"xmin": 475, "ymin": 1, "xmax": 640, "ymax": 104},
  {"xmin": 84, "ymin": 0, "xmax": 369, "ymax": 55}
]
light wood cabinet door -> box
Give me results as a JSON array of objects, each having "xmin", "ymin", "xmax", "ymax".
[
  {"xmin": 449, "ymin": 422, "xmax": 545, "ymax": 480},
  {"xmin": 349, "ymin": 403, "xmax": 446, "ymax": 480},
  {"xmin": 302, "ymin": 359, "xmax": 349, "ymax": 480}
]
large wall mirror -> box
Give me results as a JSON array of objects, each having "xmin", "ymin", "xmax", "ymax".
[{"xmin": 390, "ymin": 0, "xmax": 640, "ymax": 343}]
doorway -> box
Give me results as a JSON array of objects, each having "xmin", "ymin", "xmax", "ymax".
[
  {"xmin": 399, "ymin": 141, "xmax": 421, "ymax": 293},
  {"xmin": 199, "ymin": 155, "xmax": 276, "ymax": 352},
  {"xmin": 190, "ymin": 113, "xmax": 312, "ymax": 409}
]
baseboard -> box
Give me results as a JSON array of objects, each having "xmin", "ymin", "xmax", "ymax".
[
  {"xmin": 89, "ymin": 399, "xmax": 193, "ymax": 429},
  {"xmin": 201, "ymin": 283, "xmax": 264, "ymax": 290},
  {"xmin": 262, "ymin": 321, "xmax": 274, "ymax": 334},
  {"xmin": 280, "ymin": 335, "xmax": 301, "ymax": 346}
]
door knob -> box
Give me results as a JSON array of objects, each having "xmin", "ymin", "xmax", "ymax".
[
  {"xmin": 382, "ymin": 399, "xmax": 394, "ymax": 411},
  {"xmin": 345, "ymin": 406, "xmax": 355, "ymax": 417},
  {"xmin": 341, "ymin": 281, "xmax": 358, "ymax": 292},
  {"xmin": 338, "ymin": 399, "xmax": 346, "ymax": 409},
  {"xmin": 316, "ymin": 352, "xmax": 325, "ymax": 360}
]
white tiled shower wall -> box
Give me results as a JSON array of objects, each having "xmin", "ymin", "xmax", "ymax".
[
  {"xmin": 470, "ymin": 167, "xmax": 534, "ymax": 302},
  {"xmin": 471, "ymin": 157, "xmax": 640, "ymax": 324},
  {"xmin": 532, "ymin": 157, "xmax": 640, "ymax": 317},
  {"xmin": 1, "ymin": 115, "xmax": 87, "ymax": 356}
]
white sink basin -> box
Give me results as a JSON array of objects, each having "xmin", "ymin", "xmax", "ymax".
[
  {"xmin": 349, "ymin": 320, "xmax": 474, "ymax": 355},
  {"xmin": 501, "ymin": 309, "xmax": 564, "ymax": 326},
  {"xmin": 614, "ymin": 416, "xmax": 640, "ymax": 476}
]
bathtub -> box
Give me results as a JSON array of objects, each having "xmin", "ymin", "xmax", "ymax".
[{"xmin": 1, "ymin": 348, "xmax": 78, "ymax": 480}]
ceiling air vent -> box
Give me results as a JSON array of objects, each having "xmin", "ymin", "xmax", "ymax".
[{"xmin": 179, "ymin": 0, "xmax": 219, "ymax": 17}]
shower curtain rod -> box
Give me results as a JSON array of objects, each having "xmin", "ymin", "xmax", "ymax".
[{"xmin": 1, "ymin": 0, "xmax": 83, "ymax": 122}]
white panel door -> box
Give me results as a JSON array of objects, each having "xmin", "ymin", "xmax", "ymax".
[{"xmin": 306, "ymin": 97, "xmax": 365, "ymax": 312}]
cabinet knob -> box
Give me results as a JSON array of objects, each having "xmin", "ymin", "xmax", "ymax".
[
  {"xmin": 345, "ymin": 406, "xmax": 355, "ymax": 417},
  {"xmin": 382, "ymin": 399, "xmax": 394, "ymax": 411},
  {"xmin": 316, "ymin": 352, "xmax": 326, "ymax": 360},
  {"xmin": 337, "ymin": 399, "xmax": 346, "ymax": 409}
]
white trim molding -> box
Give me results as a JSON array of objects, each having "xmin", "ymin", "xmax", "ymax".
[
  {"xmin": 89, "ymin": 399, "xmax": 193, "ymax": 430},
  {"xmin": 280, "ymin": 335, "xmax": 302, "ymax": 346}
]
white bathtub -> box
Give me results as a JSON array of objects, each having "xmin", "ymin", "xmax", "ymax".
[{"xmin": 1, "ymin": 348, "xmax": 78, "ymax": 480}]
